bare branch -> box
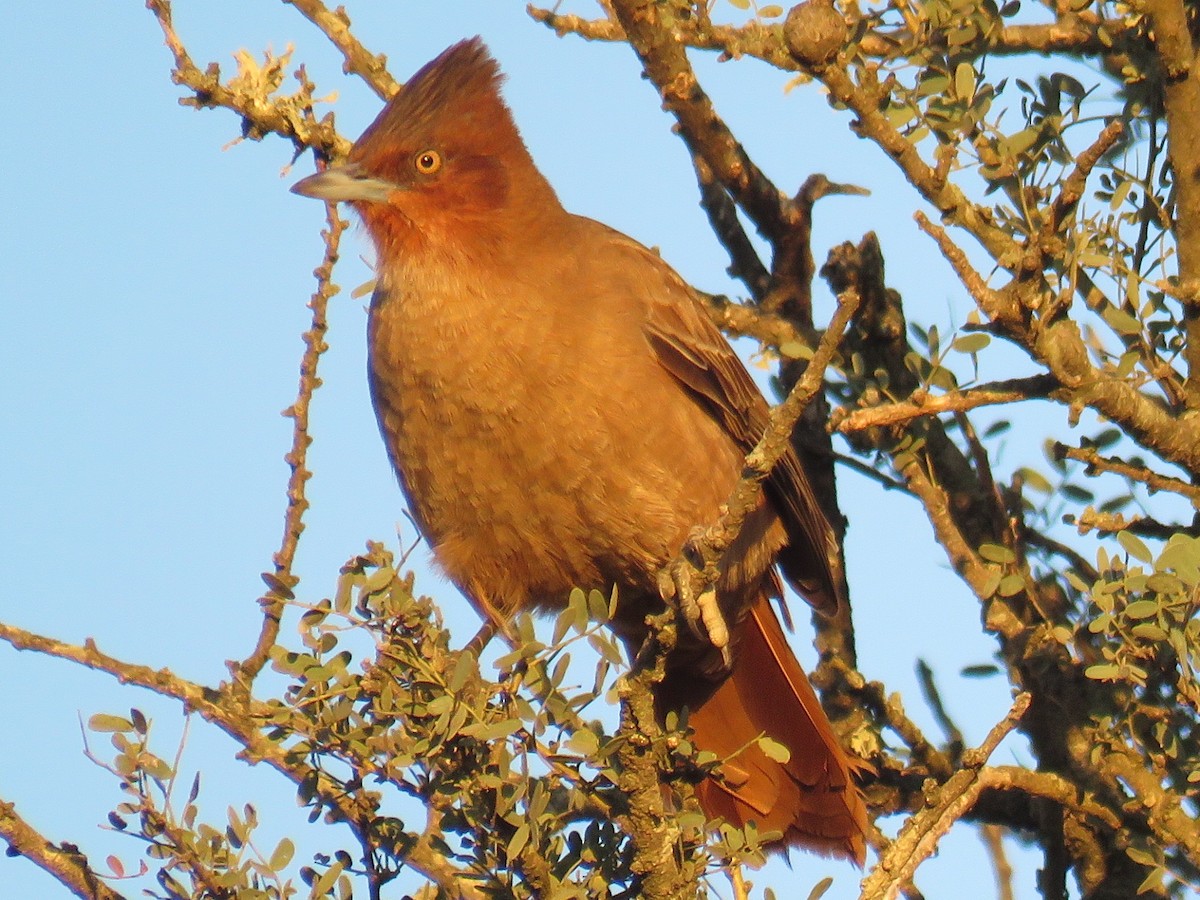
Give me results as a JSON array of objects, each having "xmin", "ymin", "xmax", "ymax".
[
  {"xmin": 860, "ymin": 694, "xmax": 1031, "ymax": 900},
  {"xmin": 607, "ymin": 0, "xmax": 794, "ymax": 242},
  {"xmin": 0, "ymin": 801, "xmax": 126, "ymax": 900},
  {"xmin": 1138, "ymin": 0, "xmax": 1200, "ymax": 406},
  {"xmin": 833, "ymin": 376, "xmax": 1058, "ymax": 434},
  {"xmin": 0, "ymin": 622, "xmax": 482, "ymax": 898},
  {"xmin": 231, "ymin": 203, "xmax": 347, "ymax": 695},
  {"xmin": 284, "ymin": 0, "xmax": 398, "ymax": 98},
  {"xmin": 698, "ymin": 292, "xmax": 807, "ymax": 350},
  {"xmin": 145, "ymin": 0, "xmax": 349, "ymax": 161},
  {"xmin": 1045, "ymin": 120, "xmax": 1126, "ymax": 237},
  {"xmin": 686, "ymin": 288, "xmax": 861, "ymax": 581},
  {"xmin": 689, "ymin": 152, "xmax": 770, "ymax": 300},
  {"xmin": 980, "ymin": 824, "xmax": 1015, "ymax": 900},
  {"xmin": 1055, "ymin": 441, "xmax": 1200, "ymax": 504},
  {"xmin": 1071, "ymin": 509, "xmax": 1183, "ymax": 539}
]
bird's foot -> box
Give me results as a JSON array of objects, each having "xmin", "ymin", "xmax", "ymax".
[{"xmin": 658, "ymin": 548, "xmax": 732, "ymax": 669}]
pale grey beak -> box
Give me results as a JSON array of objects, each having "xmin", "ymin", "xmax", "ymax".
[{"xmin": 291, "ymin": 163, "xmax": 397, "ymax": 203}]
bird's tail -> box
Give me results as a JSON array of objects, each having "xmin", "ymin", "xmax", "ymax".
[{"xmin": 687, "ymin": 593, "xmax": 868, "ymax": 863}]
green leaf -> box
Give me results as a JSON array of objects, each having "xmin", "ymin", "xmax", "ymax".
[
  {"xmin": 955, "ymin": 62, "xmax": 976, "ymax": 101},
  {"xmin": 463, "ymin": 718, "xmax": 523, "ymax": 742},
  {"xmin": 1109, "ymin": 178, "xmax": 1133, "ymax": 211},
  {"xmin": 1060, "ymin": 483, "xmax": 1094, "ymax": 503},
  {"xmin": 566, "ymin": 729, "xmax": 600, "ymax": 756},
  {"xmin": 507, "ymin": 824, "xmax": 531, "ymax": 860},
  {"xmin": 1130, "ymin": 622, "xmax": 1167, "ymax": 640},
  {"xmin": 1065, "ymin": 570, "xmax": 1091, "ymax": 593},
  {"xmin": 1017, "ymin": 466, "xmax": 1053, "ymax": 494},
  {"xmin": 961, "ymin": 664, "xmax": 1000, "ymax": 678},
  {"xmin": 449, "ymin": 651, "xmax": 475, "ymax": 693},
  {"xmin": 1137, "ymin": 866, "xmax": 1165, "ymax": 894},
  {"xmin": 313, "ymin": 861, "xmax": 345, "ymax": 896},
  {"xmin": 1126, "ymin": 847, "xmax": 1157, "ymax": 866},
  {"xmin": 1117, "ymin": 531, "xmax": 1153, "ymax": 563},
  {"xmin": 952, "ymin": 333, "xmax": 990, "ymax": 354},
  {"xmin": 979, "ymin": 543, "xmax": 1015, "ymax": 564},
  {"xmin": 1003, "ymin": 127, "xmax": 1040, "ymax": 157},
  {"xmin": 780, "ymin": 340, "xmax": 812, "ymax": 360},
  {"xmin": 588, "ymin": 587, "xmax": 612, "ymax": 625},
  {"xmin": 1085, "ymin": 663, "xmax": 1120, "ymax": 681},
  {"xmin": 88, "ymin": 714, "xmax": 133, "ymax": 733},
  {"xmin": 1123, "ymin": 599, "xmax": 1159, "ymax": 619},
  {"xmin": 998, "ymin": 573, "xmax": 1026, "ymax": 597},
  {"xmin": 979, "ymin": 567, "xmax": 1003, "ymax": 598},
  {"xmin": 588, "ymin": 633, "xmax": 625, "ymax": 666},
  {"xmin": 1102, "ymin": 305, "xmax": 1141, "ymax": 336},
  {"xmin": 758, "ymin": 736, "xmax": 791, "ymax": 763},
  {"xmin": 269, "ymin": 838, "xmax": 295, "ymax": 871},
  {"xmin": 1144, "ymin": 572, "xmax": 1179, "ymax": 594}
]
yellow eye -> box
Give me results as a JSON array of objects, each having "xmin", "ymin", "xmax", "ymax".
[{"xmin": 415, "ymin": 150, "xmax": 442, "ymax": 175}]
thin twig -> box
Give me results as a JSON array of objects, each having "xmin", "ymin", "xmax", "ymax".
[
  {"xmin": 689, "ymin": 152, "xmax": 770, "ymax": 299},
  {"xmin": 145, "ymin": 0, "xmax": 349, "ymax": 161},
  {"xmin": 1055, "ymin": 442, "xmax": 1200, "ymax": 504},
  {"xmin": 980, "ymin": 824, "xmax": 1015, "ymax": 900},
  {"xmin": 283, "ymin": 0, "xmax": 398, "ymax": 99},
  {"xmin": 915, "ymin": 660, "xmax": 965, "ymax": 753},
  {"xmin": 616, "ymin": 610, "xmax": 699, "ymax": 899},
  {"xmin": 0, "ymin": 622, "xmax": 481, "ymax": 898},
  {"xmin": 1070, "ymin": 509, "xmax": 1182, "ymax": 539},
  {"xmin": 859, "ymin": 694, "xmax": 1031, "ymax": 900},
  {"xmin": 688, "ymin": 289, "xmax": 861, "ymax": 578},
  {"xmin": 232, "ymin": 204, "xmax": 346, "ymax": 695},
  {"xmin": 832, "ymin": 376, "xmax": 1058, "ymax": 433}
]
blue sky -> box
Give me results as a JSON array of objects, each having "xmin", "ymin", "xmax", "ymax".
[{"xmin": 2, "ymin": 2, "xmax": 1055, "ymax": 897}]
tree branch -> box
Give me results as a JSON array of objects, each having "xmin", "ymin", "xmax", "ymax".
[
  {"xmin": 0, "ymin": 801, "xmax": 126, "ymax": 900},
  {"xmin": 1054, "ymin": 441, "xmax": 1200, "ymax": 503},
  {"xmin": 607, "ymin": 0, "xmax": 794, "ymax": 242},
  {"xmin": 1138, "ymin": 0, "xmax": 1200, "ymax": 406},
  {"xmin": 686, "ymin": 288, "xmax": 861, "ymax": 582},
  {"xmin": 232, "ymin": 202, "xmax": 345, "ymax": 695},
  {"xmin": 0, "ymin": 622, "xmax": 482, "ymax": 898},
  {"xmin": 146, "ymin": 0, "xmax": 349, "ymax": 161},
  {"xmin": 860, "ymin": 694, "xmax": 1030, "ymax": 900},
  {"xmin": 283, "ymin": 0, "xmax": 398, "ymax": 99},
  {"xmin": 832, "ymin": 376, "xmax": 1059, "ymax": 434}
]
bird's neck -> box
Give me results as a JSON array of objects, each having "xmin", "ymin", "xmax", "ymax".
[{"xmin": 371, "ymin": 174, "xmax": 571, "ymax": 282}]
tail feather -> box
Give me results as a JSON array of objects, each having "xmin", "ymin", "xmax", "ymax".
[{"xmin": 687, "ymin": 594, "xmax": 868, "ymax": 863}]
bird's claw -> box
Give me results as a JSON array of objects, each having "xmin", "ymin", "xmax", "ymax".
[{"xmin": 658, "ymin": 557, "xmax": 733, "ymax": 669}]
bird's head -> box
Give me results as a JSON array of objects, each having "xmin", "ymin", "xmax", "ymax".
[{"xmin": 292, "ymin": 37, "xmax": 557, "ymax": 263}]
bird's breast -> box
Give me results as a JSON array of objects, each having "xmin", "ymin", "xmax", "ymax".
[{"xmin": 366, "ymin": 277, "xmax": 678, "ymax": 612}]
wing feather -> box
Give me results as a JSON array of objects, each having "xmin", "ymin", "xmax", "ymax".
[{"xmin": 637, "ymin": 251, "xmax": 842, "ymax": 613}]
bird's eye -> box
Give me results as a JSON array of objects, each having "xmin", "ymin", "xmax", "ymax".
[{"xmin": 414, "ymin": 150, "xmax": 442, "ymax": 175}]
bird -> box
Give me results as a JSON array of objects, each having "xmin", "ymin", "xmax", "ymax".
[{"xmin": 292, "ymin": 36, "xmax": 867, "ymax": 862}]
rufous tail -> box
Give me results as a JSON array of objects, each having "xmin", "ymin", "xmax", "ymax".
[{"xmin": 688, "ymin": 594, "xmax": 868, "ymax": 863}]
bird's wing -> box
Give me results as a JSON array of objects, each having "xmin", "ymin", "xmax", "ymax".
[{"xmin": 634, "ymin": 244, "xmax": 842, "ymax": 614}]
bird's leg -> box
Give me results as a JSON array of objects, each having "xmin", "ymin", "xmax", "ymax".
[
  {"xmin": 658, "ymin": 528, "xmax": 733, "ymax": 667},
  {"xmin": 464, "ymin": 619, "xmax": 499, "ymax": 657}
]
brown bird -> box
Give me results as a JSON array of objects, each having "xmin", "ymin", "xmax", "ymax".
[{"xmin": 293, "ymin": 37, "xmax": 867, "ymax": 861}]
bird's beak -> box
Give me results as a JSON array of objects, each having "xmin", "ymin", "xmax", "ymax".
[{"xmin": 291, "ymin": 163, "xmax": 397, "ymax": 204}]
